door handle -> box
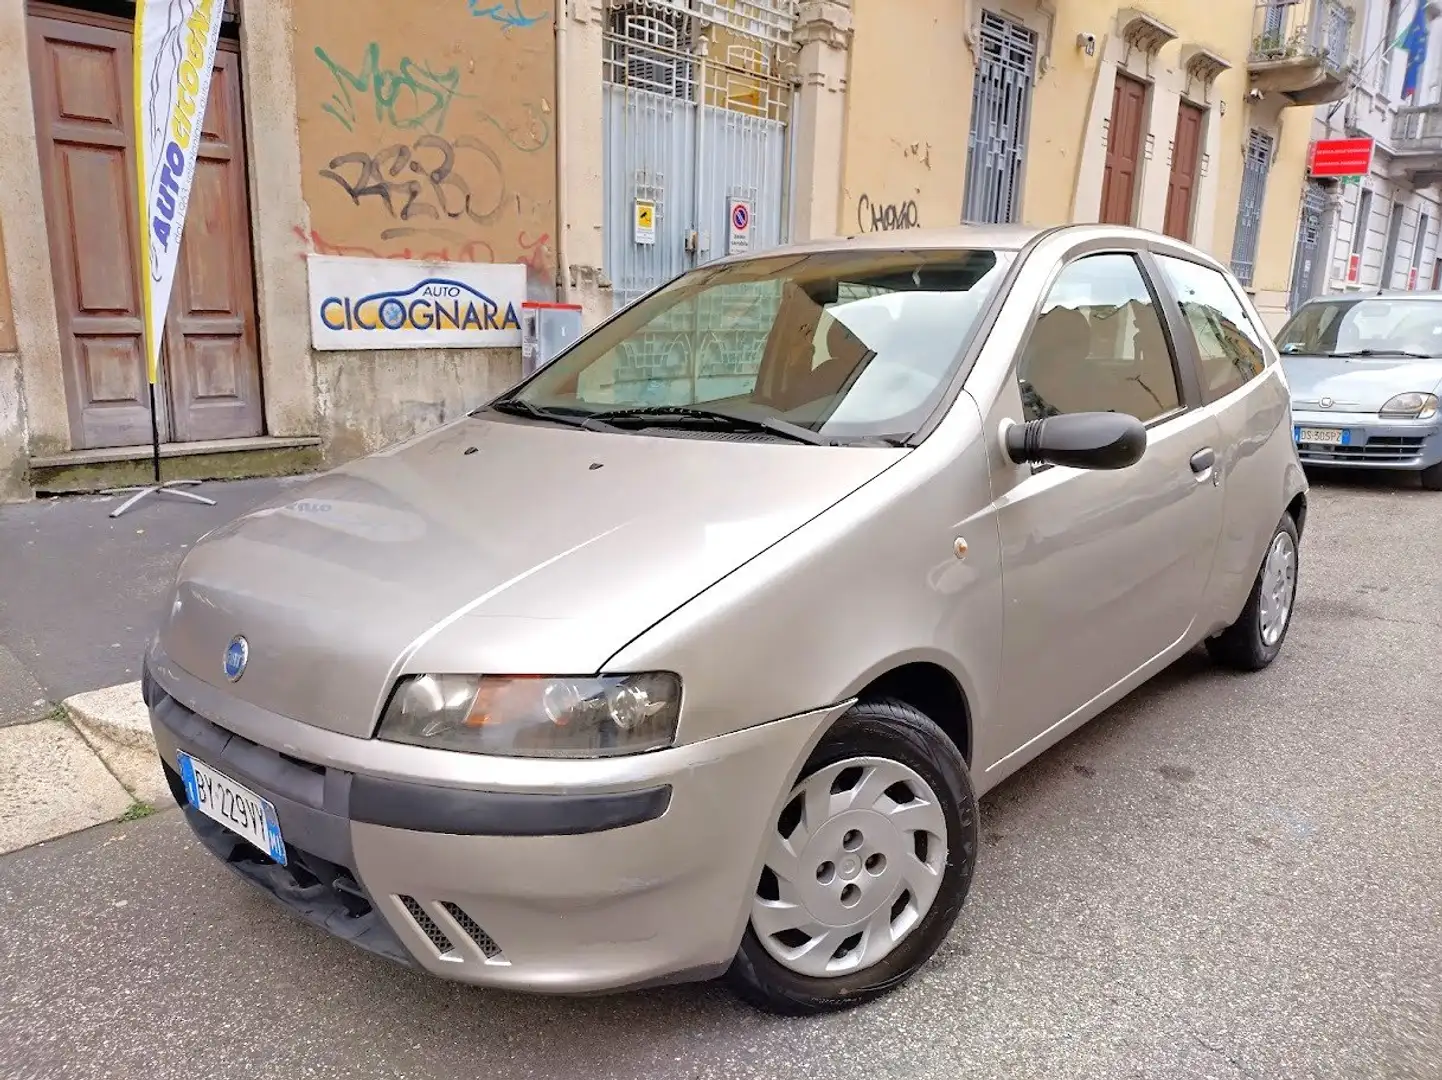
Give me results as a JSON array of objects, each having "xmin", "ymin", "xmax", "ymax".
[{"xmin": 1190, "ymin": 447, "xmax": 1217, "ymax": 475}]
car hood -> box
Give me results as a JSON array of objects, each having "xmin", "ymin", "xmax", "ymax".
[
  {"xmin": 157, "ymin": 416, "xmax": 902, "ymax": 738},
  {"xmin": 1280, "ymin": 354, "xmax": 1442, "ymax": 410}
]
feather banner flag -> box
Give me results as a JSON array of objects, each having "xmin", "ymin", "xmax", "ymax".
[{"xmin": 134, "ymin": 0, "xmax": 226, "ymax": 386}]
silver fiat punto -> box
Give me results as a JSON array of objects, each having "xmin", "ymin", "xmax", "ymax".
[{"xmin": 145, "ymin": 223, "xmax": 1306, "ymax": 1015}]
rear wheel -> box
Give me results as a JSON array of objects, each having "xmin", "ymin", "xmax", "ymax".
[
  {"xmin": 724, "ymin": 698, "xmax": 977, "ymax": 1016},
  {"xmin": 1205, "ymin": 512, "xmax": 1299, "ymax": 671}
]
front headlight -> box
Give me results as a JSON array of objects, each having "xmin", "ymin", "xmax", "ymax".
[
  {"xmin": 1379, "ymin": 392, "xmax": 1440, "ymax": 419},
  {"xmin": 376, "ymin": 672, "xmax": 682, "ymax": 758}
]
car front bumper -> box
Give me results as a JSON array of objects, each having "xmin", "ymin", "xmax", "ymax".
[
  {"xmin": 1291, "ymin": 409, "xmax": 1442, "ymax": 471},
  {"xmin": 144, "ymin": 653, "xmax": 844, "ymax": 995}
]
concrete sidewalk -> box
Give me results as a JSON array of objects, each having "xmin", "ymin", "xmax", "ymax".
[{"xmin": 0, "ymin": 476, "xmax": 311, "ymax": 854}]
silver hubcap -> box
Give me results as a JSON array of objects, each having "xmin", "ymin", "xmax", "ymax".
[
  {"xmin": 751, "ymin": 757, "xmax": 948, "ymax": 978},
  {"xmin": 1259, "ymin": 530, "xmax": 1297, "ymax": 647}
]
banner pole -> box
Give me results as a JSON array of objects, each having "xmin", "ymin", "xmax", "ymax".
[
  {"xmin": 147, "ymin": 380, "xmax": 161, "ymax": 485},
  {"xmin": 105, "ymin": 0, "xmax": 225, "ymax": 519}
]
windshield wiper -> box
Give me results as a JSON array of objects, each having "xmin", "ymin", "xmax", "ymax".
[
  {"xmin": 1322, "ymin": 348, "xmax": 1433, "ymax": 359},
  {"xmin": 487, "ymin": 398, "xmax": 622, "ymax": 432},
  {"xmin": 584, "ymin": 405, "xmax": 834, "ymax": 446}
]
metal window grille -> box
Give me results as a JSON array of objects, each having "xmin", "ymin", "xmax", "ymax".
[
  {"xmin": 1382, "ymin": 200, "xmax": 1405, "ymax": 288},
  {"xmin": 1289, "ymin": 181, "xmax": 1327, "ymax": 313},
  {"xmin": 602, "ymin": 0, "xmax": 796, "ymax": 324},
  {"xmin": 1351, "ymin": 187, "xmax": 1373, "ymax": 255},
  {"xmin": 1230, "ymin": 129, "xmax": 1274, "ymax": 287},
  {"xmin": 962, "ymin": 11, "xmax": 1036, "ymax": 225},
  {"xmin": 1410, "ymin": 212, "xmax": 1431, "ymax": 285}
]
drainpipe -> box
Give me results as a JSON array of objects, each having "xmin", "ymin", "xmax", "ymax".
[{"xmin": 554, "ymin": 2, "xmax": 572, "ymax": 303}]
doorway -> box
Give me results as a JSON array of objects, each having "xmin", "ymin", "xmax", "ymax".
[
  {"xmin": 28, "ymin": 7, "xmax": 263, "ymax": 450},
  {"xmin": 1163, "ymin": 100, "xmax": 1204, "ymax": 241},
  {"xmin": 1100, "ymin": 72, "xmax": 1147, "ymax": 225}
]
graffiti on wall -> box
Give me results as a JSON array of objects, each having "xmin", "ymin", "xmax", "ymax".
[
  {"xmin": 315, "ymin": 44, "xmax": 464, "ymax": 134},
  {"xmin": 856, "ymin": 193, "xmax": 921, "ymax": 233},
  {"xmin": 295, "ymin": 1, "xmax": 556, "ymax": 283},
  {"xmin": 467, "ymin": 0, "xmax": 550, "ymax": 29}
]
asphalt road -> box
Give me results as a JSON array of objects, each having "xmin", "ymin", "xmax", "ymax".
[
  {"xmin": 0, "ymin": 477, "xmax": 307, "ymax": 714},
  {"xmin": 2, "ymin": 473, "xmax": 1439, "ymax": 1080}
]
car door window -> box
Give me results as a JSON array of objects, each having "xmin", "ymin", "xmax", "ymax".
[
  {"xmin": 1154, "ymin": 255, "xmax": 1267, "ymax": 399},
  {"xmin": 1017, "ymin": 253, "xmax": 1183, "ymax": 424}
]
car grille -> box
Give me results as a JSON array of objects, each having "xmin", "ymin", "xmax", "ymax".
[
  {"xmin": 396, "ymin": 895, "xmax": 506, "ymax": 962},
  {"xmin": 1297, "ymin": 435, "xmax": 1427, "ymax": 464}
]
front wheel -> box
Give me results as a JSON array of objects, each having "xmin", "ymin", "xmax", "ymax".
[
  {"xmin": 724, "ymin": 698, "xmax": 977, "ymax": 1016},
  {"xmin": 1205, "ymin": 511, "xmax": 1299, "ymax": 671}
]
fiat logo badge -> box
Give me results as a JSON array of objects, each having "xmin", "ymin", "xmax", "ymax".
[
  {"xmin": 1320, "ymin": 397, "xmax": 1334, "ymax": 409},
  {"xmin": 223, "ymin": 636, "xmax": 249, "ymax": 682}
]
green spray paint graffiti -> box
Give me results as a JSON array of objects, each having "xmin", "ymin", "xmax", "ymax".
[
  {"xmin": 314, "ymin": 43, "xmax": 552, "ymax": 152},
  {"xmin": 315, "ymin": 43, "xmax": 463, "ymax": 134}
]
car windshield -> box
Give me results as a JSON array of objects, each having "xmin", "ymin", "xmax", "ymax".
[
  {"xmin": 505, "ymin": 248, "xmax": 1014, "ymax": 442},
  {"xmin": 1276, "ymin": 298, "xmax": 1442, "ymax": 358}
]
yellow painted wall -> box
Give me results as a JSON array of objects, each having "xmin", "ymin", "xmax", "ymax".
[
  {"xmin": 838, "ymin": 0, "xmax": 974, "ymax": 236},
  {"xmin": 837, "ymin": 0, "xmax": 1324, "ymax": 312}
]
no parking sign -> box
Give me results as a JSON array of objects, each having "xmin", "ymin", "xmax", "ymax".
[{"xmin": 727, "ymin": 197, "xmax": 752, "ymax": 255}]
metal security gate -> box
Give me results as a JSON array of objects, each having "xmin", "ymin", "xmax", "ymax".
[
  {"xmin": 962, "ymin": 11, "xmax": 1036, "ymax": 224},
  {"xmin": 1289, "ymin": 181, "xmax": 1327, "ymax": 312},
  {"xmin": 603, "ymin": 0, "xmax": 796, "ymax": 309},
  {"xmin": 1230, "ymin": 129, "xmax": 1274, "ymax": 287}
]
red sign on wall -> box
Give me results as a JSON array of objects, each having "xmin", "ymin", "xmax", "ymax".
[
  {"xmin": 1309, "ymin": 137, "xmax": 1375, "ymax": 177},
  {"xmin": 1409, "ymin": 267, "xmax": 1419, "ymax": 290},
  {"xmin": 1348, "ymin": 252, "xmax": 1361, "ymax": 282}
]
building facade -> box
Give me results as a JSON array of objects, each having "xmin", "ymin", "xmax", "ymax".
[
  {"xmin": 1296, "ymin": 0, "xmax": 1442, "ymax": 302},
  {"xmin": 0, "ymin": 0, "xmax": 1355, "ymax": 502}
]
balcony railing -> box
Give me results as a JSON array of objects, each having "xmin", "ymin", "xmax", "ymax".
[
  {"xmin": 1391, "ymin": 103, "xmax": 1442, "ymax": 184},
  {"xmin": 1393, "ymin": 103, "xmax": 1442, "ymax": 152},
  {"xmin": 1249, "ymin": 0, "xmax": 1355, "ymax": 103}
]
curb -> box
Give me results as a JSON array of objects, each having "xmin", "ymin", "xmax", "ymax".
[
  {"xmin": 62, "ymin": 681, "xmax": 169, "ymax": 808},
  {"xmin": 63, "ymin": 681, "xmax": 154, "ymax": 752}
]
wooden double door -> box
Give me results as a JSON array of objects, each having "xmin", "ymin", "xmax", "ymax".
[
  {"xmin": 1099, "ymin": 72, "xmax": 1205, "ymax": 242},
  {"xmin": 28, "ymin": 6, "xmax": 263, "ymax": 450}
]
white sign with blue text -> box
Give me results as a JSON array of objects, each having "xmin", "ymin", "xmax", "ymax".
[{"xmin": 307, "ymin": 255, "xmax": 526, "ymax": 351}]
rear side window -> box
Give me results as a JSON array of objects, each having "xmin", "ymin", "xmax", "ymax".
[{"xmin": 1155, "ymin": 255, "xmax": 1267, "ymax": 399}]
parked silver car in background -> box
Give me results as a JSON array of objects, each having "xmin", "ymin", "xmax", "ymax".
[
  {"xmin": 145, "ymin": 223, "xmax": 1307, "ymax": 1016},
  {"xmin": 1278, "ymin": 291, "xmax": 1442, "ymax": 490}
]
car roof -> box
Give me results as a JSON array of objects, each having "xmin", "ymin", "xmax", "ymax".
[
  {"xmin": 1301, "ymin": 289, "xmax": 1442, "ymax": 303},
  {"xmin": 715, "ymin": 222, "xmax": 1218, "ymax": 263}
]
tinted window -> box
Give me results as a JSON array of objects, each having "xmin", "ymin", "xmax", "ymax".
[
  {"xmin": 1276, "ymin": 297, "xmax": 1442, "ymax": 358},
  {"xmin": 1156, "ymin": 255, "xmax": 1267, "ymax": 398},
  {"xmin": 514, "ymin": 249, "xmax": 1014, "ymax": 441},
  {"xmin": 1017, "ymin": 253, "xmax": 1182, "ymax": 424}
]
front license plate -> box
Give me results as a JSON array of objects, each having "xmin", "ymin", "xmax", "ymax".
[
  {"xmin": 1295, "ymin": 426, "xmax": 1350, "ymax": 446},
  {"xmin": 177, "ymin": 751, "xmax": 287, "ymax": 865}
]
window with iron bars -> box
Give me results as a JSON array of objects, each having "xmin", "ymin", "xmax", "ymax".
[
  {"xmin": 602, "ymin": 0, "xmax": 796, "ymax": 121},
  {"xmin": 1229, "ymin": 130, "xmax": 1274, "ymax": 287}
]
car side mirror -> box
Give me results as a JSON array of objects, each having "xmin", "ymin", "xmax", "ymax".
[{"xmin": 1004, "ymin": 412, "xmax": 1147, "ymax": 471}]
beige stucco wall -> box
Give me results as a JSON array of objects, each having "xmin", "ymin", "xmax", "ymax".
[
  {"xmin": 0, "ymin": 0, "xmax": 68, "ymax": 500},
  {"xmin": 838, "ymin": 0, "xmax": 974, "ymax": 236}
]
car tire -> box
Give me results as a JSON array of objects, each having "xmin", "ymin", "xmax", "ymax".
[
  {"xmin": 723, "ymin": 698, "xmax": 978, "ymax": 1017},
  {"xmin": 1205, "ymin": 511, "xmax": 1300, "ymax": 672},
  {"xmin": 1421, "ymin": 462, "xmax": 1442, "ymax": 492}
]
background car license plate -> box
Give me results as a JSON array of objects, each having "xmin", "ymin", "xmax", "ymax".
[
  {"xmin": 1295, "ymin": 426, "xmax": 1349, "ymax": 446},
  {"xmin": 177, "ymin": 751, "xmax": 287, "ymax": 864}
]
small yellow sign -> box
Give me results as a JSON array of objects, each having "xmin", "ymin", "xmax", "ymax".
[{"xmin": 634, "ymin": 199, "xmax": 656, "ymax": 246}]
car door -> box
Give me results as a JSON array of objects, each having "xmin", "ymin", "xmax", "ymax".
[
  {"xmin": 1151, "ymin": 252, "xmax": 1297, "ymax": 633},
  {"xmin": 978, "ymin": 247, "xmax": 1226, "ymax": 776}
]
